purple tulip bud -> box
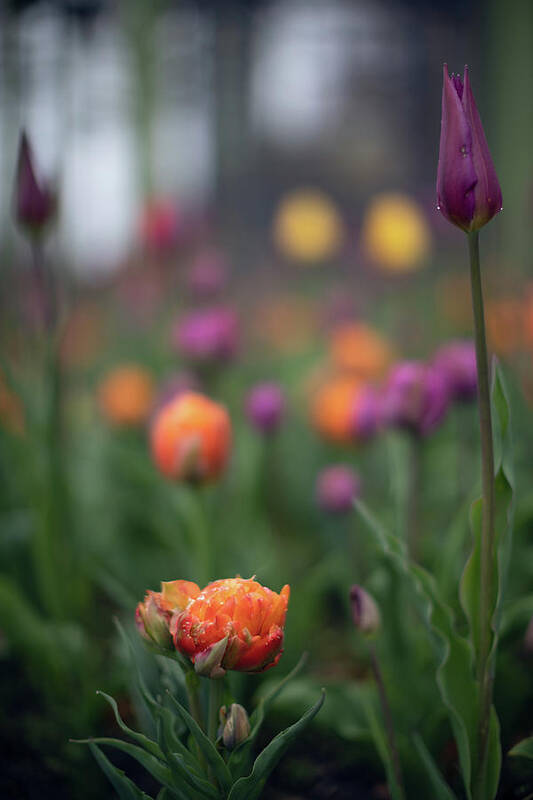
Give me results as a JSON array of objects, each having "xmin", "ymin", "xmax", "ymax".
[
  {"xmin": 432, "ymin": 340, "xmax": 477, "ymax": 401},
  {"xmin": 245, "ymin": 382, "xmax": 285, "ymax": 434},
  {"xmin": 172, "ymin": 306, "xmax": 238, "ymax": 363},
  {"xmin": 382, "ymin": 361, "xmax": 450, "ymax": 436},
  {"xmin": 349, "ymin": 585, "xmax": 381, "ymax": 636},
  {"xmin": 188, "ymin": 250, "xmax": 227, "ymax": 299},
  {"xmin": 437, "ymin": 65, "xmax": 502, "ymax": 232},
  {"xmin": 316, "ymin": 465, "xmax": 361, "ymax": 514},
  {"xmin": 14, "ymin": 131, "xmax": 56, "ymax": 235},
  {"xmin": 350, "ymin": 384, "xmax": 382, "ymax": 441}
]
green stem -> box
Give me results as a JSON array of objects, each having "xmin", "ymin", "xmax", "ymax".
[
  {"xmin": 180, "ymin": 486, "xmax": 212, "ymax": 586},
  {"xmin": 468, "ymin": 231, "xmax": 496, "ymax": 798},
  {"xmin": 185, "ymin": 670, "xmax": 205, "ymax": 732},
  {"xmin": 369, "ymin": 642, "xmax": 405, "ymax": 800},
  {"xmin": 208, "ymin": 678, "xmax": 224, "ymax": 743},
  {"xmin": 406, "ymin": 432, "xmax": 422, "ymax": 561}
]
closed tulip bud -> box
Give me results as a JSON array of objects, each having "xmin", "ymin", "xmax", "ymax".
[
  {"xmin": 245, "ymin": 382, "xmax": 285, "ymax": 434},
  {"xmin": 219, "ymin": 704, "xmax": 251, "ymax": 750},
  {"xmin": 437, "ymin": 65, "xmax": 502, "ymax": 233},
  {"xmin": 316, "ymin": 465, "xmax": 361, "ymax": 514},
  {"xmin": 135, "ymin": 592, "xmax": 174, "ymax": 650},
  {"xmin": 14, "ymin": 131, "xmax": 57, "ymax": 235},
  {"xmin": 350, "ymin": 585, "xmax": 381, "ymax": 637}
]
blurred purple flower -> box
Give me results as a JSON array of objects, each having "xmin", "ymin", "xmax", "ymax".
[
  {"xmin": 188, "ymin": 249, "xmax": 227, "ymax": 299},
  {"xmin": 14, "ymin": 131, "xmax": 56, "ymax": 234},
  {"xmin": 382, "ymin": 361, "xmax": 450, "ymax": 436},
  {"xmin": 433, "ymin": 340, "xmax": 477, "ymax": 402},
  {"xmin": 437, "ymin": 65, "xmax": 502, "ymax": 232},
  {"xmin": 172, "ymin": 306, "xmax": 238, "ymax": 363},
  {"xmin": 316, "ymin": 465, "xmax": 361, "ymax": 514},
  {"xmin": 245, "ymin": 383, "xmax": 285, "ymax": 434},
  {"xmin": 351, "ymin": 384, "xmax": 382, "ymax": 441}
]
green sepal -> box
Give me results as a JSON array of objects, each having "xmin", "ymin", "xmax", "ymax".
[{"xmin": 227, "ymin": 689, "xmax": 325, "ymax": 800}]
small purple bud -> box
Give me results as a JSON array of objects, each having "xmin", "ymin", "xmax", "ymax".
[
  {"xmin": 188, "ymin": 249, "xmax": 228, "ymax": 299},
  {"xmin": 349, "ymin": 585, "xmax": 381, "ymax": 636},
  {"xmin": 437, "ymin": 65, "xmax": 502, "ymax": 232},
  {"xmin": 316, "ymin": 465, "xmax": 361, "ymax": 514},
  {"xmin": 382, "ymin": 361, "xmax": 450, "ymax": 436},
  {"xmin": 432, "ymin": 340, "xmax": 477, "ymax": 402},
  {"xmin": 350, "ymin": 384, "xmax": 382, "ymax": 441},
  {"xmin": 14, "ymin": 131, "xmax": 57, "ymax": 235},
  {"xmin": 219, "ymin": 704, "xmax": 251, "ymax": 750},
  {"xmin": 172, "ymin": 306, "xmax": 238, "ymax": 363},
  {"xmin": 245, "ymin": 383, "xmax": 285, "ymax": 434}
]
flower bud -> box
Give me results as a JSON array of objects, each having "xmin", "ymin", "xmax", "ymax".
[
  {"xmin": 14, "ymin": 131, "xmax": 57, "ymax": 236},
  {"xmin": 316, "ymin": 465, "xmax": 361, "ymax": 514},
  {"xmin": 135, "ymin": 592, "xmax": 173, "ymax": 650},
  {"xmin": 350, "ymin": 585, "xmax": 381, "ymax": 637},
  {"xmin": 245, "ymin": 382, "xmax": 285, "ymax": 434},
  {"xmin": 219, "ymin": 704, "xmax": 251, "ymax": 750},
  {"xmin": 432, "ymin": 341, "xmax": 477, "ymax": 402},
  {"xmin": 382, "ymin": 361, "xmax": 449, "ymax": 436},
  {"xmin": 172, "ymin": 307, "xmax": 238, "ymax": 364}
]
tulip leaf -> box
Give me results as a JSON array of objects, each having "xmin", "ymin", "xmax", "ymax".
[
  {"xmin": 227, "ymin": 689, "xmax": 325, "ymax": 800},
  {"xmin": 227, "ymin": 652, "xmax": 308, "ymax": 780},
  {"xmin": 88, "ymin": 743, "xmax": 153, "ymax": 800},
  {"xmin": 158, "ymin": 717, "xmax": 219, "ymax": 800},
  {"xmin": 96, "ymin": 691, "xmax": 165, "ymax": 761},
  {"xmin": 412, "ymin": 733, "xmax": 457, "ymax": 800},
  {"xmin": 73, "ymin": 738, "xmax": 177, "ymax": 796},
  {"xmin": 166, "ymin": 690, "xmax": 232, "ymax": 794},
  {"xmin": 354, "ymin": 499, "xmax": 477, "ymax": 799},
  {"xmin": 509, "ymin": 736, "xmax": 533, "ymax": 760}
]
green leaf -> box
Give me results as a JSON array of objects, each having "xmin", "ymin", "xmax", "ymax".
[
  {"xmin": 509, "ymin": 736, "xmax": 533, "ymax": 760},
  {"xmin": 227, "ymin": 689, "xmax": 325, "ymax": 800},
  {"xmin": 96, "ymin": 691, "xmax": 164, "ymax": 761},
  {"xmin": 227, "ymin": 653, "xmax": 309, "ymax": 780},
  {"xmin": 158, "ymin": 717, "xmax": 218, "ymax": 800},
  {"xmin": 354, "ymin": 500, "xmax": 478, "ymax": 799},
  {"xmin": 361, "ymin": 690, "xmax": 404, "ymax": 800},
  {"xmin": 412, "ymin": 733, "xmax": 457, "ymax": 800},
  {"xmin": 88, "ymin": 743, "xmax": 153, "ymax": 800},
  {"xmin": 166, "ymin": 690, "xmax": 232, "ymax": 794},
  {"xmin": 75, "ymin": 738, "xmax": 176, "ymax": 795}
]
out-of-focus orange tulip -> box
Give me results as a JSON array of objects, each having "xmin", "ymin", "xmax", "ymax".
[
  {"xmin": 273, "ymin": 189, "xmax": 343, "ymax": 264},
  {"xmin": 362, "ymin": 193, "xmax": 431, "ymax": 273},
  {"xmin": 311, "ymin": 376, "xmax": 361, "ymax": 444},
  {"xmin": 329, "ymin": 322, "xmax": 392, "ymax": 381},
  {"xmin": 486, "ymin": 298, "xmax": 524, "ymax": 357},
  {"xmin": 98, "ymin": 365, "xmax": 154, "ymax": 427},
  {"xmin": 150, "ymin": 391, "xmax": 231, "ymax": 483},
  {"xmin": 136, "ymin": 580, "xmax": 201, "ymax": 650},
  {"xmin": 171, "ymin": 577, "xmax": 290, "ymax": 676}
]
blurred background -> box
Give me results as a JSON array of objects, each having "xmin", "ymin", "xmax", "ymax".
[{"xmin": 1, "ymin": 0, "xmax": 533, "ymax": 798}]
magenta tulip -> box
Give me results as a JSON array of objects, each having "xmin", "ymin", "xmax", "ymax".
[{"xmin": 437, "ymin": 65, "xmax": 502, "ymax": 232}]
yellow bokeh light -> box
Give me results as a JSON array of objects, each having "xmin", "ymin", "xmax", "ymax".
[
  {"xmin": 362, "ymin": 193, "xmax": 431, "ymax": 273},
  {"xmin": 273, "ymin": 189, "xmax": 343, "ymax": 264}
]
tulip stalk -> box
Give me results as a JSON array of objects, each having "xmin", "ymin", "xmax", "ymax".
[
  {"xmin": 467, "ymin": 230, "xmax": 496, "ymax": 795},
  {"xmin": 368, "ymin": 642, "xmax": 405, "ymax": 800}
]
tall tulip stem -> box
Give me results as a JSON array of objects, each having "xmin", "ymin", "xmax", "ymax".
[
  {"xmin": 467, "ymin": 230, "xmax": 496, "ymax": 792},
  {"xmin": 369, "ymin": 642, "xmax": 405, "ymax": 800}
]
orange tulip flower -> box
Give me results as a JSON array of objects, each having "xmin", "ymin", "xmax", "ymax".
[
  {"xmin": 329, "ymin": 322, "xmax": 392, "ymax": 381},
  {"xmin": 151, "ymin": 391, "xmax": 231, "ymax": 483},
  {"xmin": 311, "ymin": 376, "xmax": 361, "ymax": 444},
  {"xmin": 98, "ymin": 365, "xmax": 154, "ymax": 427},
  {"xmin": 172, "ymin": 577, "xmax": 290, "ymax": 676}
]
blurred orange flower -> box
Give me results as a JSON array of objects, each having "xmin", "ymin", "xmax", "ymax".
[
  {"xmin": 486, "ymin": 298, "xmax": 524, "ymax": 357},
  {"xmin": 273, "ymin": 189, "xmax": 343, "ymax": 264},
  {"xmin": 329, "ymin": 322, "xmax": 392, "ymax": 381},
  {"xmin": 311, "ymin": 376, "xmax": 361, "ymax": 444},
  {"xmin": 98, "ymin": 365, "xmax": 154, "ymax": 427},
  {"xmin": 150, "ymin": 391, "xmax": 231, "ymax": 483},
  {"xmin": 172, "ymin": 577, "xmax": 290, "ymax": 676},
  {"xmin": 362, "ymin": 193, "xmax": 431, "ymax": 273}
]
